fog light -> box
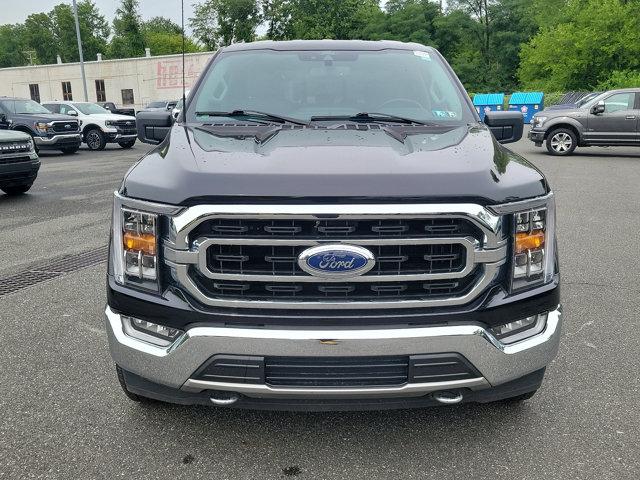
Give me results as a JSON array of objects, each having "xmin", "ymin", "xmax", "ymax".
[
  {"xmin": 491, "ymin": 313, "xmax": 548, "ymax": 344},
  {"xmin": 122, "ymin": 315, "xmax": 183, "ymax": 347}
]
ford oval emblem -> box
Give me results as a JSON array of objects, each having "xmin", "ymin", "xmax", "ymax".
[{"xmin": 298, "ymin": 245, "xmax": 375, "ymax": 278}]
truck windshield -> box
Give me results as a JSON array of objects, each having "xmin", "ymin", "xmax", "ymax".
[
  {"xmin": 188, "ymin": 49, "xmax": 473, "ymax": 124},
  {"xmin": 1, "ymin": 99, "xmax": 52, "ymax": 115},
  {"xmin": 74, "ymin": 103, "xmax": 109, "ymax": 115}
]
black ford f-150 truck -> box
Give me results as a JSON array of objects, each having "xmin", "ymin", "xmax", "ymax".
[
  {"xmin": 107, "ymin": 40, "xmax": 561, "ymax": 411},
  {"xmin": 0, "ymin": 97, "xmax": 82, "ymax": 154}
]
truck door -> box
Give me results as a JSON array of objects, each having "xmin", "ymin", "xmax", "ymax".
[{"xmin": 586, "ymin": 92, "xmax": 639, "ymax": 145}]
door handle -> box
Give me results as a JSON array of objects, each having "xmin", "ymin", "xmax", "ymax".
[{"xmin": 625, "ymin": 116, "xmax": 636, "ymax": 120}]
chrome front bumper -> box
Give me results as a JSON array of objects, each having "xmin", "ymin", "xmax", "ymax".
[
  {"xmin": 106, "ymin": 305, "xmax": 562, "ymax": 399},
  {"xmin": 34, "ymin": 133, "xmax": 81, "ymax": 145}
]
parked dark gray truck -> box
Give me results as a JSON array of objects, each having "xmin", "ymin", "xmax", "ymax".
[
  {"xmin": 529, "ymin": 88, "xmax": 640, "ymax": 155},
  {"xmin": 107, "ymin": 40, "xmax": 561, "ymax": 411},
  {"xmin": 0, "ymin": 97, "xmax": 81, "ymax": 154}
]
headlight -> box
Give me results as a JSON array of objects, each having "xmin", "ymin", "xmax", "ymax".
[
  {"xmin": 112, "ymin": 200, "xmax": 159, "ymax": 291},
  {"xmin": 510, "ymin": 194, "xmax": 556, "ymax": 291},
  {"xmin": 533, "ymin": 116, "xmax": 547, "ymax": 128},
  {"xmin": 34, "ymin": 122, "xmax": 49, "ymax": 134},
  {"xmin": 105, "ymin": 120, "xmax": 115, "ymax": 127}
]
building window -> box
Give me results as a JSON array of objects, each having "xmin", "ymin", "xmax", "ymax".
[
  {"xmin": 121, "ymin": 89, "xmax": 134, "ymax": 105},
  {"xmin": 62, "ymin": 81, "xmax": 73, "ymax": 101},
  {"xmin": 29, "ymin": 84, "xmax": 40, "ymax": 103},
  {"xmin": 95, "ymin": 79, "xmax": 106, "ymax": 102}
]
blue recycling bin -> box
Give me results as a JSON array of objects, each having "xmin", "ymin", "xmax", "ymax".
[
  {"xmin": 473, "ymin": 93, "xmax": 505, "ymax": 121},
  {"xmin": 508, "ymin": 92, "xmax": 544, "ymax": 123}
]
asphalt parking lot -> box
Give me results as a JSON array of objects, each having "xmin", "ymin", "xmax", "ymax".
[{"xmin": 1, "ymin": 135, "xmax": 638, "ymax": 480}]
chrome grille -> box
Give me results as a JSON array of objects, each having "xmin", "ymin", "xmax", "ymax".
[
  {"xmin": 206, "ymin": 243, "xmax": 467, "ymax": 277},
  {"xmin": 190, "ymin": 217, "xmax": 480, "ymax": 239},
  {"xmin": 51, "ymin": 121, "xmax": 79, "ymax": 133},
  {"xmin": 164, "ymin": 204, "xmax": 507, "ymax": 309},
  {"xmin": 112, "ymin": 120, "xmax": 137, "ymax": 134},
  {"xmin": 191, "ymin": 267, "xmax": 481, "ymax": 301}
]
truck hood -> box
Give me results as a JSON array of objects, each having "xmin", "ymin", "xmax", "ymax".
[
  {"xmin": 86, "ymin": 113, "xmax": 136, "ymax": 122},
  {"xmin": 122, "ymin": 123, "xmax": 548, "ymax": 206},
  {"xmin": 0, "ymin": 130, "xmax": 31, "ymax": 142},
  {"xmin": 11, "ymin": 112, "xmax": 79, "ymax": 123}
]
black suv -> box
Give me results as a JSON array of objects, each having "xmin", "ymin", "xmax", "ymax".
[
  {"xmin": 107, "ymin": 40, "xmax": 561, "ymax": 411},
  {"xmin": 529, "ymin": 88, "xmax": 640, "ymax": 155},
  {"xmin": 0, "ymin": 97, "xmax": 82, "ymax": 154}
]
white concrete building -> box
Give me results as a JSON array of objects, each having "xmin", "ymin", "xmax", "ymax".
[{"xmin": 0, "ymin": 51, "xmax": 215, "ymax": 111}]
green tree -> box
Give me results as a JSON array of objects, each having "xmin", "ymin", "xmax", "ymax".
[
  {"xmin": 519, "ymin": 0, "xmax": 640, "ymax": 90},
  {"xmin": 0, "ymin": 24, "xmax": 29, "ymax": 67},
  {"xmin": 110, "ymin": 0, "xmax": 146, "ymax": 58},
  {"xmin": 50, "ymin": 1, "xmax": 110, "ymax": 63},
  {"xmin": 262, "ymin": 0, "xmax": 294, "ymax": 40},
  {"xmin": 361, "ymin": 0, "xmax": 440, "ymax": 44},
  {"xmin": 190, "ymin": 0, "xmax": 260, "ymax": 48},
  {"xmin": 142, "ymin": 16, "xmax": 183, "ymax": 36},
  {"xmin": 140, "ymin": 16, "xmax": 201, "ymax": 55},
  {"xmin": 144, "ymin": 32, "xmax": 201, "ymax": 55},
  {"xmin": 290, "ymin": 0, "xmax": 379, "ymax": 39},
  {"xmin": 23, "ymin": 13, "xmax": 59, "ymax": 65}
]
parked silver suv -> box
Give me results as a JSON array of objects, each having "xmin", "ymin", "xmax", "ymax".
[{"xmin": 528, "ymin": 88, "xmax": 640, "ymax": 155}]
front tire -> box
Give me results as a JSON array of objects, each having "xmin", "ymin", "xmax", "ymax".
[
  {"xmin": 85, "ymin": 128, "xmax": 106, "ymax": 151},
  {"xmin": 1, "ymin": 183, "xmax": 33, "ymax": 195},
  {"xmin": 118, "ymin": 140, "xmax": 136, "ymax": 149},
  {"xmin": 546, "ymin": 128, "xmax": 577, "ymax": 156}
]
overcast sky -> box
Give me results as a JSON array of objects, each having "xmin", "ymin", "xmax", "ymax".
[{"xmin": 2, "ymin": 0, "xmax": 198, "ymax": 33}]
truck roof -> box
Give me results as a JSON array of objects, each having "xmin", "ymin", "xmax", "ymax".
[{"xmin": 222, "ymin": 39, "xmax": 434, "ymax": 53}]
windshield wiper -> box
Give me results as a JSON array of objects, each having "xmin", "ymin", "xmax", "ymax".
[
  {"xmin": 194, "ymin": 109, "xmax": 307, "ymax": 126},
  {"xmin": 310, "ymin": 112, "xmax": 437, "ymax": 126}
]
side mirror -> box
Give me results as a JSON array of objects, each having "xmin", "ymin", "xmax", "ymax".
[
  {"xmin": 591, "ymin": 101, "xmax": 605, "ymax": 115},
  {"xmin": 136, "ymin": 110, "xmax": 173, "ymax": 144},
  {"xmin": 484, "ymin": 111, "xmax": 524, "ymax": 144},
  {"xmin": 67, "ymin": 110, "xmax": 78, "ymax": 116}
]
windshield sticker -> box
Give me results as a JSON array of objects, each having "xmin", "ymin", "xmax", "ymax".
[
  {"xmin": 413, "ymin": 51, "xmax": 431, "ymax": 61},
  {"xmin": 432, "ymin": 110, "xmax": 458, "ymax": 118}
]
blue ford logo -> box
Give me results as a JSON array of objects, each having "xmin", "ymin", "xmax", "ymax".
[{"xmin": 298, "ymin": 245, "xmax": 375, "ymax": 278}]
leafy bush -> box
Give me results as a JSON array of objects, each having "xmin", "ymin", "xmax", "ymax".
[
  {"xmin": 597, "ymin": 70, "xmax": 640, "ymax": 90},
  {"xmin": 543, "ymin": 92, "xmax": 565, "ymax": 107}
]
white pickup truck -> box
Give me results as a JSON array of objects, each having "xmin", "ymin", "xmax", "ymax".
[{"xmin": 42, "ymin": 101, "xmax": 137, "ymax": 151}]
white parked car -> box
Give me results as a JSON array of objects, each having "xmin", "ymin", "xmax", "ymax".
[{"xmin": 42, "ymin": 101, "xmax": 137, "ymax": 151}]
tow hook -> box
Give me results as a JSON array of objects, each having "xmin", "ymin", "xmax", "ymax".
[
  {"xmin": 433, "ymin": 391, "xmax": 464, "ymax": 405},
  {"xmin": 209, "ymin": 392, "xmax": 240, "ymax": 406}
]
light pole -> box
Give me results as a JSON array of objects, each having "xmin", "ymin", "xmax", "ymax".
[{"xmin": 72, "ymin": 0, "xmax": 88, "ymax": 101}]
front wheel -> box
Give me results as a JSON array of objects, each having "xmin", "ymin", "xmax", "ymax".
[
  {"xmin": 85, "ymin": 128, "xmax": 106, "ymax": 151},
  {"xmin": 1, "ymin": 183, "xmax": 33, "ymax": 195},
  {"xmin": 546, "ymin": 128, "xmax": 577, "ymax": 156},
  {"xmin": 118, "ymin": 140, "xmax": 136, "ymax": 149}
]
